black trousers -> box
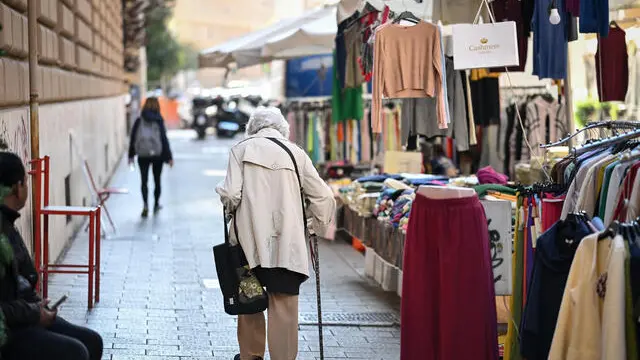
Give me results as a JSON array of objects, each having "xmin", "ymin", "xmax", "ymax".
[
  {"xmin": 138, "ymin": 157, "xmax": 164, "ymax": 205},
  {"xmin": 2, "ymin": 317, "xmax": 103, "ymax": 360}
]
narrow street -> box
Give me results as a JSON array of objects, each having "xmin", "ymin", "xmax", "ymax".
[{"xmin": 48, "ymin": 130, "xmax": 401, "ymax": 360}]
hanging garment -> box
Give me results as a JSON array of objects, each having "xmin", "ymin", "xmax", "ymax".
[
  {"xmin": 360, "ymin": 108, "xmax": 372, "ymax": 162},
  {"xmin": 524, "ymin": 96, "xmax": 568, "ymax": 158},
  {"xmin": 561, "ymin": 150, "xmax": 612, "ymax": 219},
  {"xmin": 344, "ymin": 24, "xmax": 365, "ymax": 88},
  {"xmin": 372, "ymin": 21, "xmax": 449, "ymax": 132},
  {"xmin": 520, "ymin": 220, "xmax": 592, "ymax": 360},
  {"xmin": 532, "ymin": 0, "xmax": 570, "ymax": 79},
  {"xmin": 596, "ymin": 25, "xmax": 629, "ymax": 103},
  {"xmin": 579, "ymin": 0, "xmax": 609, "ymax": 37},
  {"xmin": 402, "ymin": 193, "xmax": 498, "ymax": 360},
  {"xmin": 548, "ymin": 234, "xmax": 626, "ymax": 360},
  {"xmin": 489, "ymin": 0, "xmax": 529, "ymax": 72},
  {"xmin": 401, "ymin": 57, "xmax": 469, "ymax": 151},
  {"xmin": 335, "ymin": 12, "xmax": 360, "ymax": 89},
  {"xmin": 332, "ymin": 51, "xmax": 364, "ymax": 123},
  {"xmin": 506, "ymin": 196, "xmax": 526, "ymax": 360},
  {"xmin": 470, "ymin": 70, "xmax": 501, "ymax": 127},
  {"xmin": 541, "ymin": 195, "xmax": 565, "ymax": 232}
]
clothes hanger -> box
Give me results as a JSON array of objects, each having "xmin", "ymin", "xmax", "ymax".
[
  {"xmin": 392, "ymin": 10, "xmax": 421, "ymax": 24},
  {"xmin": 599, "ymin": 221, "xmax": 620, "ymax": 241}
]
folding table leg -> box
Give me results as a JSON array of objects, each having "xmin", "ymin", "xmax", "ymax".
[
  {"xmin": 88, "ymin": 213, "xmax": 95, "ymax": 309},
  {"xmin": 95, "ymin": 208, "xmax": 101, "ymax": 303}
]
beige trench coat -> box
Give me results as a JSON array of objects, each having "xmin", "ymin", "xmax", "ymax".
[{"xmin": 216, "ymin": 128, "xmax": 336, "ymax": 277}]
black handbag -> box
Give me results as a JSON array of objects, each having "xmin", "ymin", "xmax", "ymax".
[{"xmin": 213, "ymin": 208, "xmax": 269, "ymax": 315}]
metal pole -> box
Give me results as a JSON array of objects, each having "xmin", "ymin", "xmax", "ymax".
[
  {"xmin": 565, "ymin": 40, "xmax": 575, "ymax": 149},
  {"xmin": 28, "ymin": 0, "xmax": 40, "ymax": 251}
]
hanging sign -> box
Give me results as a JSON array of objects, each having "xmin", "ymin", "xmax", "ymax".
[
  {"xmin": 481, "ymin": 199, "xmax": 513, "ymax": 296},
  {"xmin": 452, "ymin": 21, "xmax": 520, "ymax": 70},
  {"xmin": 451, "ymin": 0, "xmax": 519, "ymax": 70}
]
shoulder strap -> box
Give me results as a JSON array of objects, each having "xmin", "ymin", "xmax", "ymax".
[{"xmin": 266, "ymin": 137, "xmax": 310, "ymax": 236}]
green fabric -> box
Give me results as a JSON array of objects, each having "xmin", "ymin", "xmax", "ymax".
[
  {"xmin": 625, "ymin": 242, "xmax": 638, "ymax": 360},
  {"xmin": 598, "ymin": 161, "xmax": 618, "ymax": 219},
  {"xmin": 508, "ymin": 195, "xmax": 525, "ymax": 360},
  {"xmin": 474, "ymin": 184, "xmax": 517, "ymax": 198},
  {"xmin": 306, "ymin": 114, "xmax": 314, "ymax": 156},
  {"xmin": 331, "ymin": 51, "xmax": 364, "ymax": 123}
]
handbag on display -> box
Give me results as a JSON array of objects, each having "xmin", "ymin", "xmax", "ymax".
[{"xmin": 213, "ymin": 207, "xmax": 268, "ymax": 315}]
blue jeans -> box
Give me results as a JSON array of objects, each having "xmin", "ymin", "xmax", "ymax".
[{"xmin": 2, "ymin": 317, "xmax": 103, "ymax": 360}]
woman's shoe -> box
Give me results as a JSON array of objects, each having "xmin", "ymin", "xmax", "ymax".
[
  {"xmin": 141, "ymin": 207, "xmax": 149, "ymax": 218},
  {"xmin": 154, "ymin": 204, "xmax": 163, "ymax": 213},
  {"xmin": 233, "ymin": 355, "xmax": 263, "ymax": 360}
]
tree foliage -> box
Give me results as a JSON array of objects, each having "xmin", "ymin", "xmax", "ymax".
[{"xmin": 145, "ymin": 0, "xmax": 196, "ymax": 86}]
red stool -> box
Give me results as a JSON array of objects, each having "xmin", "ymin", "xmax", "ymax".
[{"xmin": 30, "ymin": 156, "xmax": 102, "ymax": 309}]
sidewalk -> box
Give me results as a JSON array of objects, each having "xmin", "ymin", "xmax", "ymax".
[{"xmin": 47, "ymin": 131, "xmax": 401, "ymax": 360}]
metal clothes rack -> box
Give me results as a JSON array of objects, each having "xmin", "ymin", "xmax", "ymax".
[{"xmin": 539, "ymin": 120, "xmax": 640, "ymax": 156}]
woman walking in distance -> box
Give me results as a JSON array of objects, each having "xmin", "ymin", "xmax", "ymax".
[{"xmin": 128, "ymin": 97, "xmax": 174, "ymax": 217}]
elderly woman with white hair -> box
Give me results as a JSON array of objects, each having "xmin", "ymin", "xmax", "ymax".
[{"xmin": 216, "ymin": 107, "xmax": 336, "ymax": 360}]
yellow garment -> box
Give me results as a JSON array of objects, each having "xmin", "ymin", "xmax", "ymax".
[
  {"xmin": 503, "ymin": 196, "xmax": 521, "ymax": 360},
  {"xmin": 596, "ymin": 158, "xmax": 616, "ymax": 197},
  {"xmin": 470, "ymin": 68, "xmax": 501, "ymax": 81},
  {"xmin": 549, "ymin": 234, "xmax": 626, "ymax": 360}
]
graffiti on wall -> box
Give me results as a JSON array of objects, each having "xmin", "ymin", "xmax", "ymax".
[{"xmin": 0, "ymin": 111, "xmax": 33, "ymax": 251}]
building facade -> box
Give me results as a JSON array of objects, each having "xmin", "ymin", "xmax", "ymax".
[{"xmin": 0, "ymin": 0, "xmax": 128, "ymax": 260}]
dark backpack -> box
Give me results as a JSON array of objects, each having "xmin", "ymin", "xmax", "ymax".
[{"xmin": 135, "ymin": 118, "xmax": 163, "ymax": 157}]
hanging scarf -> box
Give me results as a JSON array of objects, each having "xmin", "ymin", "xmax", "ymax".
[{"xmin": 0, "ymin": 185, "xmax": 15, "ymax": 348}]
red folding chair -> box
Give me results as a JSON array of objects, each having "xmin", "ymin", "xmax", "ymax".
[
  {"xmin": 30, "ymin": 156, "xmax": 102, "ymax": 309},
  {"xmin": 83, "ymin": 159, "xmax": 128, "ymax": 233}
]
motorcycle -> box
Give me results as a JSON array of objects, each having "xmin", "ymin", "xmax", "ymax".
[
  {"xmin": 213, "ymin": 97, "xmax": 250, "ymax": 139},
  {"xmin": 191, "ymin": 97, "xmax": 216, "ymax": 140}
]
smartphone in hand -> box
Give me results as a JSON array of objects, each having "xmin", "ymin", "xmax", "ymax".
[{"xmin": 47, "ymin": 295, "xmax": 68, "ymax": 311}]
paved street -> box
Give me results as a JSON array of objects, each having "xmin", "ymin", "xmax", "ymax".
[{"xmin": 47, "ymin": 130, "xmax": 401, "ymax": 360}]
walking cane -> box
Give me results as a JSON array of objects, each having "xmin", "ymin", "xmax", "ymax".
[{"xmin": 309, "ymin": 229, "xmax": 324, "ymax": 360}]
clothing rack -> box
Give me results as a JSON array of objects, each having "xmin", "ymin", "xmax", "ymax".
[
  {"xmin": 540, "ymin": 120, "xmax": 640, "ymax": 150},
  {"xmin": 574, "ymin": 126, "xmax": 640, "ymax": 156}
]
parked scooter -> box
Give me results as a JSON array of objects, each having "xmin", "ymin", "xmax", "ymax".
[
  {"xmin": 191, "ymin": 97, "xmax": 215, "ymax": 140},
  {"xmin": 213, "ymin": 96, "xmax": 250, "ymax": 139}
]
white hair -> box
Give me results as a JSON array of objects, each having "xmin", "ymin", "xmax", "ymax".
[{"xmin": 246, "ymin": 106, "xmax": 290, "ymax": 139}]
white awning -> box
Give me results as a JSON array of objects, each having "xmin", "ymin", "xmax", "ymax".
[{"xmin": 199, "ymin": 5, "xmax": 337, "ymax": 69}]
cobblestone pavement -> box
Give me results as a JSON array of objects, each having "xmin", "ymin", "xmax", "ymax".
[{"xmin": 47, "ymin": 131, "xmax": 401, "ymax": 360}]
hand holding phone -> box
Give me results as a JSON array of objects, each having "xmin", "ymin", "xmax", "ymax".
[{"xmin": 47, "ymin": 295, "xmax": 68, "ymax": 311}]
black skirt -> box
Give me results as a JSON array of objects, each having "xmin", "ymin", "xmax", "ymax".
[{"xmin": 252, "ymin": 267, "xmax": 308, "ymax": 295}]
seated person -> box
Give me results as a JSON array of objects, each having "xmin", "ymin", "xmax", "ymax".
[{"xmin": 0, "ymin": 152, "xmax": 103, "ymax": 360}]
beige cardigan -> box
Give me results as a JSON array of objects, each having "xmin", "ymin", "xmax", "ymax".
[
  {"xmin": 549, "ymin": 234, "xmax": 626, "ymax": 360},
  {"xmin": 216, "ymin": 128, "xmax": 336, "ymax": 277}
]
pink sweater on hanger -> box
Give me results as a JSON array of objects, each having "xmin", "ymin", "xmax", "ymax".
[{"xmin": 372, "ymin": 21, "xmax": 447, "ymax": 133}]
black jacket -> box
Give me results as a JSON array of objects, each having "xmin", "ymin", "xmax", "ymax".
[
  {"xmin": 0, "ymin": 206, "xmax": 41, "ymax": 329},
  {"xmin": 128, "ymin": 109, "xmax": 173, "ymax": 162}
]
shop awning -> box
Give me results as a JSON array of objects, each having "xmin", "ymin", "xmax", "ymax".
[{"xmin": 199, "ymin": 5, "xmax": 337, "ymax": 69}]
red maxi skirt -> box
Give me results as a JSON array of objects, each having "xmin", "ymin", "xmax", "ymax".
[{"xmin": 401, "ymin": 193, "xmax": 498, "ymax": 360}]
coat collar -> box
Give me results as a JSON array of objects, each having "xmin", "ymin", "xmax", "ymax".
[{"xmin": 250, "ymin": 128, "xmax": 286, "ymax": 139}]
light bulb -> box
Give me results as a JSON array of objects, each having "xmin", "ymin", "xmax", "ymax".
[{"xmin": 549, "ymin": 8, "xmax": 561, "ymax": 25}]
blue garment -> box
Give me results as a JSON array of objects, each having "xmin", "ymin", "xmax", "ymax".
[
  {"xmin": 579, "ymin": 0, "xmax": 609, "ymax": 37},
  {"xmin": 591, "ymin": 217, "xmax": 605, "ymax": 231},
  {"xmin": 356, "ymin": 174, "xmax": 404, "ymax": 183},
  {"xmin": 532, "ymin": 0, "xmax": 569, "ymax": 79},
  {"xmin": 520, "ymin": 219, "xmax": 592, "ymax": 359}
]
